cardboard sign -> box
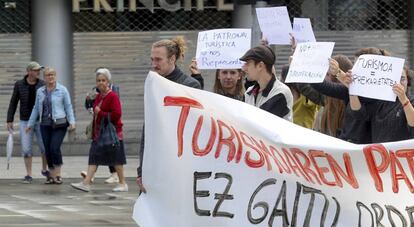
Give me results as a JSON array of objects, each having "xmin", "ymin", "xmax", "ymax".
[
  {"xmin": 293, "ymin": 18, "xmax": 316, "ymax": 43},
  {"xmin": 133, "ymin": 71, "xmax": 414, "ymax": 227},
  {"xmin": 286, "ymin": 42, "xmax": 335, "ymax": 83},
  {"xmin": 256, "ymin": 6, "xmax": 292, "ymax": 45},
  {"xmin": 349, "ymin": 54, "xmax": 405, "ymax": 101},
  {"xmin": 195, "ymin": 28, "xmax": 251, "ymax": 69}
]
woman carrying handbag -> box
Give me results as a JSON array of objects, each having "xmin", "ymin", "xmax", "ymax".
[
  {"xmin": 71, "ymin": 68, "xmax": 127, "ymax": 192},
  {"xmin": 26, "ymin": 67, "xmax": 76, "ymax": 184}
]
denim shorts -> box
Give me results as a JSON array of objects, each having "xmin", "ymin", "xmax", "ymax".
[{"xmin": 19, "ymin": 121, "xmax": 45, "ymax": 157}]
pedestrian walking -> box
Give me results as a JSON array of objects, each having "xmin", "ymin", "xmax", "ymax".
[
  {"xmin": 6, "ymin": 61, "xmax": 48, "ymax": 183},
  {"xmin": 27, "ymin": 67, "xmax": 76, "ymax": 184}
]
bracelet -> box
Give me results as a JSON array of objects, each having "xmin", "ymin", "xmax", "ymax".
[{"xmin": 403, "ymin": 100, "xmax": 410, "ymax": 108}]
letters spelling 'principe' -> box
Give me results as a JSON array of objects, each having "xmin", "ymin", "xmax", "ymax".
[{"xmin": 73, "ymin": 0, "xmax": 234, "ymax": 13}]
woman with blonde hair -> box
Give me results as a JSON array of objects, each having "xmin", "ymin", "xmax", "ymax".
[{"xmin": 27, "ymin": 67, "xmax": 75, "ymax": 184}]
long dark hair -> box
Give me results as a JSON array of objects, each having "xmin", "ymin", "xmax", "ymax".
[{"xmin": 320, "ymin": 54, "xmax": 352, "ymax": 136}]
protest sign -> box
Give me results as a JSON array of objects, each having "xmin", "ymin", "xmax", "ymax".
[
  {"xmin": 256, "ymin": 7, "xmax": 292, "ymax": 45},
  {"xmin": 195, "ymin": 28, "xmax": 251, "ymax": 69},
  {"xmin": 133, "ymin": 71, "xmax": 414, "ymax": 227},
  {"xmin": 285, "ymin": 42, "xmax": 335, "ymax": 83},
  {"xmin": 349, "ymin": 54, "xmax": 405, "ymax": 101},
  {"xmin": 292, "ymin": 18, "xmax": 316, "ymax": 43}
]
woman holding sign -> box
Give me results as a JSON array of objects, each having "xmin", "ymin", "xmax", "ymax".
[
  {"xmin": 294, "ymin": 55, "xmax": 352, "ymax": 136},
  {"xmin": 190, "ymin": 59, "xmax": 245, "ymax": 101},
  {"xmin": 344, "ymin": 66, "xmax": 414, "ymax": 143},
  {"xmin": 309, "ymin": 48, "xmax": 392, "ymax": 144}
]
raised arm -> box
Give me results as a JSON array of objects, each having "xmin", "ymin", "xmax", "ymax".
[
  {"xmin": 393, "ymin": 83, "xmax": 414, "ymax": 127},
  {"xmin": 296, "ymin": 83, "xmax": 325, "ymax": 106},
  {"xmin": 189, "ymin": 58, "xmax": 204, "ymax": 89}
]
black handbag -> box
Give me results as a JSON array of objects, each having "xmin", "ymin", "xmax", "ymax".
[
  {"xmin": 96, "ymin": 114, "xmax": 120, "ymax": 151},
  {"xmin": 53, "ymin": 117, "xmax": 69, "ymax": 129}
]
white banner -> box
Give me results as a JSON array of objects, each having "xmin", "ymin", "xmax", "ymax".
[
  {"xmin": 349, "ymin": 54, "xmax": 405, "ymax": 101},
  {"xmin": 133, "ymin": 71, "xmax": 414, "ymax": 227},
  {"xmin": 195, "ymin": 29, "xmax": 251, "ymax": 69},
  {"xmin": 256, "ymin": 7, "xmax": 292, "ymax": 45},
  {"xmin": 286, "ymin": 42, "xmax": 335, "ymax": 83},
  {"xmin": 292, "ymin": 18, "xmax": 316, "ymax": 43}
]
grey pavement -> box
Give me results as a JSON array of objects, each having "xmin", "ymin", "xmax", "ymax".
[
  {"xmin": 0, "ymin": 156, "xmax": 139, "ymax": 179},
  {"xmin": 0, "ymin": 156, "xmax": 140, "ymax": 226}
]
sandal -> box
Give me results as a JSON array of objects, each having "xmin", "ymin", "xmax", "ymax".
[
  {"xmin": 55, "ymin": 176, "xmax": 63, "ymax": 185},
  {"xmin": 44, "ymin": 177, "xmax": 55, "ymax": 184}
]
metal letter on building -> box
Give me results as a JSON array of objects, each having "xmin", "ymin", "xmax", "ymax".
[
  {"xmin": 93, "ymin": 0, "xmax": 114, "ymax": 12},
  {"xmin": 117, "ymin": 0, "xmax": 124, "ymax": 12},
  {"xmin": 129, "ymin": 0, "xmax": 136, "ymax": 12},
  {"xmin": 128, "ymin": 0, "xmax": 154, "ymax": 12},
  {"xmin": 217, "ymin": 0, "xmax": 233, "ymax": 11},
  {"xmin": 184, "ymin": 0, "xmax": 204, "ymax": 11},
  {"xmin": 158, "ymin": 0, "xmax": 180, "ymax": 12},
  {"xmin": 137, "ymin": 0, "xmax": 154, "ymax": 13},
  {"xmin": 73, "ymin": 0, "xmax": 86, "ymax": 12}
]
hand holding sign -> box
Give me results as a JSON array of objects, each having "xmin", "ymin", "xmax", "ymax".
[
  {"xmin": 292, "ymin": 18, "xmax": 316, "ymax": 43},
  {"xmin": 349, "ymin": 54, "xmax": 405, "ymax": 101},
  {"xmin": 256, "ymin": 6, "xmax": 292, "ymax": 45},
  {"xmin": 195, "ymin": 29, "xmax": 251, "ymax": 69},
  {"xmin": 189, "ymin": 58, "xmax": 201, "ymax": 74},
  {"xmin": 392, "ymin": 83, "xmax": 408, "ymax": 105},
  {"xmin": 285, "ymin": 42, "xmax": 335, "ymax": 83}
]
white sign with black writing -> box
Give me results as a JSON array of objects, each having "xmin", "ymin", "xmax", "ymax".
[
  {"xmin": 256, "ymin": 6, "xmax": 292, "ymax": 45},
  {"xmin": 349, "ymin": 54, "xmax": 405, "ymax": 101},
  {"xmin": 292, "ymin": 18, "xmax": 316, "ymax": 43},
  {"xmin": 195, "ymin": 28, "xmax": 251, "ymax": 69},
  {"xmin": 285, "ymin": 42, "xmax": 335, "ymax": 83}
]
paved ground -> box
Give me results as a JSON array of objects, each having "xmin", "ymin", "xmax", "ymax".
[{"xmin": 0, "ymin": 156, "xmax": 140, "ymax": 226}]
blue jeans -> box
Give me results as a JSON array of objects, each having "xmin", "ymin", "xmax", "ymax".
[
  {"xmin": 19, "ymin": 121, "xmax": 45, "ymax": 157},
  {"xmin": 40, "ymin": 125, "xmax": 67, "ymax": 169}
]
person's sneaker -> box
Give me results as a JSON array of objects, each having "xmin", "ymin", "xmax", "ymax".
[
  {"xmin": 54, "ymin": 176, "xmax": 63, "ymax": 185},
  {"xmin": 105, "ymin": 173, "xmax": 119, "ymax": 184},
  {"xmin": 112, "ymin": 183, "xmax": 128, "ymax": 192},
  {"xmin": 80, "ymin": 171, "xmax": 94, "ymax": 183},
  {"xmin": 22, "ymin": 175, "xmax": 32, "ymax": 184},
  {"xmin": 71, "ymin": 182, "xmax": 90, "ymax": 192},
  {"xmin": 41, "ymin": 170, "xmax": 50, "ymax": 178}
]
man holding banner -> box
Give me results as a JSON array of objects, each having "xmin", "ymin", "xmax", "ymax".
[
  {"xmin": 136, "ymin": 36, "xmax": 202, "ymax": 193},
  {"xmin": 240, "ymin": 45, "xmax": 293, "ymax": 121}
]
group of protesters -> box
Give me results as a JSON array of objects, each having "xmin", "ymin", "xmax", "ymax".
[
  {"xmin": 6, "ymin": 33, "xmax": 414, "ymax": 194},
  {"xmin": 135, "ymin": 35, "xmax": 414, "ymax": 194}
]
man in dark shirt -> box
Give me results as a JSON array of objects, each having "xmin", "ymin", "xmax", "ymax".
[
  {"xmin": 7, "ymin": 62, "xmax": 47, "ymax": 183},
  {"xmin": 136, "ymin": 37, "xmax": 201, "ymax": 193}
]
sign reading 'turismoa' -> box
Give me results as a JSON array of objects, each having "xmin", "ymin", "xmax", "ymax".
[{"xmin": 72, "ymin": 0, "xmax": 234, "ymax": 12}]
